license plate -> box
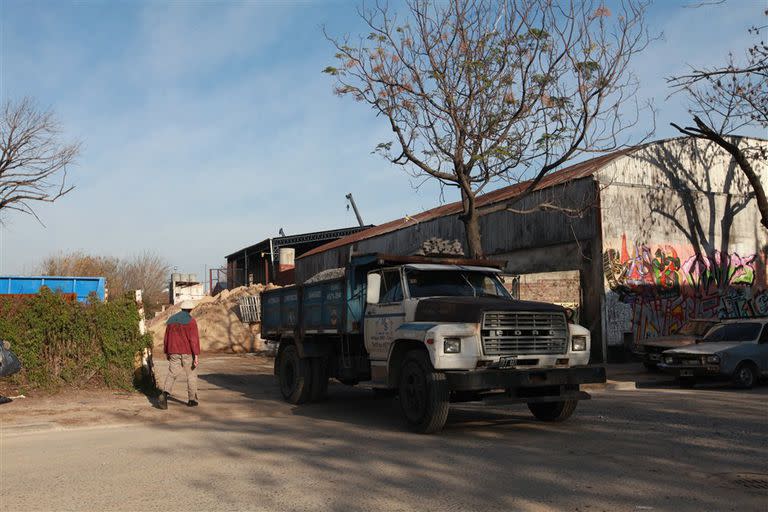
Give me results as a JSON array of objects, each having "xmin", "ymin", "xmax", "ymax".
[
  {"xmin": 680, "ymin": 369, "xmax": 694, "ymax": 377},
  {"xmin": 498, "ymin": 356, "xmax": 518, "ymax": 368}
]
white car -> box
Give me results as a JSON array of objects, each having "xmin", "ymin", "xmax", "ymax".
[{"xmin": 659, "ymin": 319, "xmax": 768, "ymax": 388}]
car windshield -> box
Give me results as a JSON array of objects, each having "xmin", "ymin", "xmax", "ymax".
[
  {"xmin": 405, "ymin": 269, "xmax": 511, "ymax": 298},
  {"xmin": 678, "ymin": 320, "xmax": 717, "ymax": 336},
  {"xmin": 702, "ymin": 323, "xmax": 761, "ymax": 342}
]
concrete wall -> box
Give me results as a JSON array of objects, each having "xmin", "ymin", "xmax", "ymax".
[
  {"xmin": 518, "ymin": 270, "xmax": 581, "ymax": 305},
  {"xmin": 596, "ymin": 137, "xmax": 768, "ymax": 353}
]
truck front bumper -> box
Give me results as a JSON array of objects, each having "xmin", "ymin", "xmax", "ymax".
[{"xmin": 445, "ymin": 365, "xmax": 606, "ymax": 392}]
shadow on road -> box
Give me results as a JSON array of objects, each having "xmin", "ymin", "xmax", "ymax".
[
  {"xmin": 199, "ymin": 372, "xmax": 538, "ymax": 433},
  {"xmin": 92, "ymin": 357, "xmax": 768, "ymax": 512}
]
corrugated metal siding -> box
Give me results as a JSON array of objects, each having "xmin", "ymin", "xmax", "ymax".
[{"xmin": 296, "ymin": 178, "xmax": 598, "ymax": 282}]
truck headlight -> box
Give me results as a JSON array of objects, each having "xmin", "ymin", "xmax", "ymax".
[
  {"xmin": 571, "ymin": 335, "xmax": 587, "ymax": 351},
  {"xmin": 443, "ymin": 338, "xmax": 461, "ymax": 353},
  {"xmin": 664, "ymin": 356, "xmax": 674, "ymax": 364},
  {"xmin": 706, "ymin": 355, "xmax": 720, "ymax": 364}
]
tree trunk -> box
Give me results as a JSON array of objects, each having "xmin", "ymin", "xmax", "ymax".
[
  {"xmin": 459, "ymin": 187, "xmax": 483, "ymax": 258},
  {"xmin": 463, "ymin": 212, "xmax": 483, "ymax": 258},
  {"xmin": 725, "ymin": 143, "xmax": 768, "ymax": 232},
  {"xmin": 672, "ymin": 117, "xmax": 768, "ymax": 231}
]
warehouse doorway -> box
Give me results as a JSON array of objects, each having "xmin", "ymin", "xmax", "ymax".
[{"xmin": 501, "ymin": 270, "xmax": 582, "ymax": 323}]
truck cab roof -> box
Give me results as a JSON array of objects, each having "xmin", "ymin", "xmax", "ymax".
[
  {"xmin": 351, "ymin": 253, "xmax": 507, "ymax": 270},
  {"xmin": 402, "ymin": 263, "xmax": 503, "ymax": 273}
]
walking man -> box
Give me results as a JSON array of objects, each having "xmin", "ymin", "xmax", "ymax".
[{"xmin": 158, "ymin": 300, "xmax": 200, "ymax": 409}]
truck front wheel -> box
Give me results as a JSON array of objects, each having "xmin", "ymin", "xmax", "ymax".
[
  {"xmin": 528, "ymin": 399, "xmax": 578, "ymax": 422},
  {"xmin": 277, "ymin": 344, "xmax": 312, "ymax": 404},
  {"xmin": 398, "ymin": 350, "xmax": 449, "ymax": 434}
]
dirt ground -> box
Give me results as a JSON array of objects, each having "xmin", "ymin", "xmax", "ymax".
[
  {"xmin": 1, "ymin": 357, "xmax": 766, "ymax": 512},
  {"xmin": 0, "ymin": 353, "xmax": 278, "ymax": 431},
  {"xmin": 0, "ymin": 356, "xmax": 734, "ymax": 432}
]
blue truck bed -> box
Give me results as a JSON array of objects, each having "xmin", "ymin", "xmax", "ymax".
[{"xmin": 262, "ymin": 277, "xmax": 349, "ymax": 336}]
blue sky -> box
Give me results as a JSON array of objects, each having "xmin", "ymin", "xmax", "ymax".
[{"xmin": 0, "ymin": 0, "xmax": 764, "ymax": 280}]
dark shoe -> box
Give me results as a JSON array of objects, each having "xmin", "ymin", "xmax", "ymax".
[
  {"xmin": 158, "ymin": 391, "xmax": 168, "ymax": 410},
  {"xmin": 0, "ymin": 396, "xmax": 12, "ymax": 405},
  {"xmin": 187, "ymin": 400, "xmax": 198, "ymax": 407}
]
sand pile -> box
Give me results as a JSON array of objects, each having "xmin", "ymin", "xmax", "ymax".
[{"xmin": 148, "ymin": 283, "xmax": 280, "ymax": 353}]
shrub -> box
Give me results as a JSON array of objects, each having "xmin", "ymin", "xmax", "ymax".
[{"xmin": 0, "ymin": 288, "xmax": 152, "ymax": 390}]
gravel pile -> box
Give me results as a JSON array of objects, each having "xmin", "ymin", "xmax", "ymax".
[
  {"xmin": 304, "ymin": 268, "xmax": 345, "ymax": 284},
  {"xmin": 148, "ymin": 283, "xmax": 280, "ymax": 353}
]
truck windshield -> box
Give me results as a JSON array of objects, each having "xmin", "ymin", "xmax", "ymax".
[
  {"xmin": 702, "ymin": 323, "xmax": 761, "ymax": 342},
  {"xmin": 405, "ymin": 269, "xmax": 511, "ymax": 298}
]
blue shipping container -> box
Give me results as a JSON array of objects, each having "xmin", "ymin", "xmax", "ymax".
[{"xmin": 0, "ymin": 276, "xmax": 106, "ymax": 303}]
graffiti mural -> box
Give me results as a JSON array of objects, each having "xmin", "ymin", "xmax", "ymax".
[{"xmin": 603, "ymin": 234, "xmax": 766, "ymax": 345}]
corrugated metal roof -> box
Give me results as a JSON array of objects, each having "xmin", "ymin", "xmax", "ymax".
[
  {"xmin": 299, "ymin": 148, "xmax": 633, "ymax": 260},
  {"xmin": 225, "ymin": 225, "xmax": 374, "ymax": 260}
]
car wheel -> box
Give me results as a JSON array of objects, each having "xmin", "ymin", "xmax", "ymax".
[
  {"xmin": 732, "ymin": 362, "xmax": 759, "ymax": 389},
  {"xmin": 528, "ymin": 400, "xmax": 578, "ymax": 422}
]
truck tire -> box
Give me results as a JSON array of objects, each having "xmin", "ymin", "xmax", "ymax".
[
  {"xmin": 277, "ymin": 344, "xmax": 312, "ymax": 404},
  {"xmin": 310, "ymin": 357, "xmax": 329, "ymax": 402},
  {"xmin": 527, "ymin": 400, "xmax": 578, "ymax": 422},
  {"xmin": 732, "ymin": 362, "xmax": 759, "ymax": 389},
  {"xmin": 398, "ymin": 350, "xmax": 449, "ymax": 434}
]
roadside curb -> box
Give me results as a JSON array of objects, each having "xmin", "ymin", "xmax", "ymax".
[{"xmin": 584, "ymin": 378, "xmax": 677, "ymax": 391}]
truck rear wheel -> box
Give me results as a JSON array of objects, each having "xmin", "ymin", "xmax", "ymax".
[
  {"xmin": 398, "ymin": 350, "xmax": 449, "ymax": 434},
  {"xmin": 310, "ymin": 357, "xmax": 329, "ymax": 402},
  {"xmin": 528, "ymin": 399, "xmax": 577, "ymax": 422},
  {"xmin": 277, "ymin": 344, "xmax": 312, "ymax": 404}
]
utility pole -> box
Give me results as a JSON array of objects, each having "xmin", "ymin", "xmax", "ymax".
[{"xmin": 345, "ymin": 193, "xmax": 365, "ymax": 227}]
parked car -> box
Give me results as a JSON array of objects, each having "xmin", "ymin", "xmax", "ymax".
[
  {"xmin": 633, "ymin": 319, "xmax": 719, "ymax": 370},
  {"xmin": 658, "ymin": 319, "xmax": 768, "ymax": 388}
]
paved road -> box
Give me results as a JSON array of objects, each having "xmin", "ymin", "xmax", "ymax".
[{"xmin": 1, "ymin": 355, "xmax": 766, "ymax": 511}]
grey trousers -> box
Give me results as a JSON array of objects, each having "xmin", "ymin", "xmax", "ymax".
[{"xmin": 163, "ymin": 354, "xmax": 198, "ymax": 401}]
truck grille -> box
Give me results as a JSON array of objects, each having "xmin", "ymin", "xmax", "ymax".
[{"xmin": 481, "ymin": 311, "xmax": 568, "ymax": 356}]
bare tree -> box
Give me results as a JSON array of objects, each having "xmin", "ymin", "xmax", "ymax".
[
  {"xmin": 121, "ymin": 251, "xmax": 171, "ymax": 314},
  {"xmin": 0, "ymin": 98, "xmax": 80, "ymax": 221},
  {"xmin": 40, "ymin": 250, "xmax": 170, "ymax": 313},
  {"xmin": 669, "ymin": 9, "xmax": 768, "ymax": 229},
  {"xmin": 41, "ymin": 252, "xmax": 125, "ymax": 297},
  {"xmin": 325, "ymin": 0, "xmax": 652, "ymax": 257}
]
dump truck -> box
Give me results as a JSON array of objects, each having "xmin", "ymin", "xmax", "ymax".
[{"xmin": 261, "ymin": 254, "xmax": 605, "ymax": 433}]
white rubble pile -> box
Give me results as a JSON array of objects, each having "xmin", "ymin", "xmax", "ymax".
[{"xmin": 415, "ymin": 237, "xmax": 465, "ymax": 256}]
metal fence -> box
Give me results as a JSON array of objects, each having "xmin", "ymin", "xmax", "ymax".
[{"xmin": 238, "ymin": 295, "xmax": 261, "ymax": 323}]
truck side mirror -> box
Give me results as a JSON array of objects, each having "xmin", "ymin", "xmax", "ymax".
[{"xmin": 366, "ymin": 273, "xmax": 381, "ymax": 305}]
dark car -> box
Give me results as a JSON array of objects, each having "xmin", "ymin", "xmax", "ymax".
[{"xmin": 633, "ymin": 319, "xmax": 719, "ymax": 370}]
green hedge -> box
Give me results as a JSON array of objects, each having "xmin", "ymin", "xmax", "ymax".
[{"xmin": 0, "ymin": 288, "xmax": 152, "ymax": 390}]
